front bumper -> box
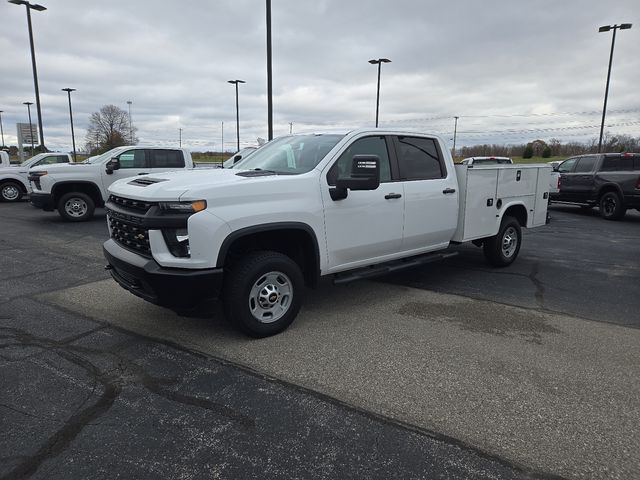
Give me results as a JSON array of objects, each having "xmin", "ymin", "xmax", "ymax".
[
  {"xmin": 30, "ymin": 192, "xmax": 55, "ymax": 211},
  {"xmin": 103, "ymin": 238, "xmax": 223, "ymax": 309}
]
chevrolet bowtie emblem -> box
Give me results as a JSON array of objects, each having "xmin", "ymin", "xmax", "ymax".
[{"xmin": 135, "ymin": 234, "xmax": 145, "ymax": 241}]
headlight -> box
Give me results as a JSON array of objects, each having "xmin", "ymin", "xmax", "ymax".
[
  {"xmin": 159, "ymin": 200, "xmax": 207, "ymax": 213},
  {"xmin": 162, "ymin": 228, "xmax": 190, "ymax": 257}
]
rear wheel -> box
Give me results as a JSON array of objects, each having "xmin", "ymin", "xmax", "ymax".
[
  {"xmin": 0, "ymin": 182, "xmax": 23, "ymax": 202},
  {"xmin": 57, "ymin": 192, "xmax": 95, "ymax": 222},
  {"xmin": 223, "ymin": 251, "xmax": 304, "ymax": 337},
  {"xmin": 599, "ymin": 191, "xmax": 625, "ymax": 220},
  {"xmin": 483, "ymin": 216, "xmax": 521, "ymax": 267}
]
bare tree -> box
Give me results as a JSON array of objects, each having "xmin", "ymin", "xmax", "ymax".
[{"xmin": 85, "ymin": 104, "xmax": 137, "ymax": 154}]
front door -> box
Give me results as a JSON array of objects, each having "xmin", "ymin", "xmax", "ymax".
[
  {"xmin": 321, "ymin": 135, "xmax": 404, "ymax": 273},
  {"xmin": 101, "ymin": 149, "xmax": 150, "ymax": 194}
]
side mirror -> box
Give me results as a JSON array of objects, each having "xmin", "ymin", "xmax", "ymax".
[
  {"xmin": 552, "ymin": 166, "xmax": 559, "ymax": 172},
  {"xmin": 105, "ymin": 157, "xmax": 120, "ymax": 174},
  {"xmin": 233, "ymin": 154, "xmax": 242, "ymax": 165},
  {"xmin": 330, "ymin": 154, "xmax": 380, "ymax": 201}
]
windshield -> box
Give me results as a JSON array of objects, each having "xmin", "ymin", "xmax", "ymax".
[
  {"xmin": 233, "ymin": 134, "xmax": 344, "ymax": 174},
  {"xmin": 82, "ymin": 147, "xmax": 128, "ymax": 164}
]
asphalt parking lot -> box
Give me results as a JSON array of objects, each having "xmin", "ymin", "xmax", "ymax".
[{"xmin": 1, "ymin": 202, "xmax": 639, "ymax": 480}]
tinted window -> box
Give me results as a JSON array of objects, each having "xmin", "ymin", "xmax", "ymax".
[
  {"xmin": 328, "ymin": 136, "xmax": 391, "ymax": 186},
  {"xmin": 601, "ymin": 156, "xmax": 633, "ymax": 172},
  {"xmin": 574, "ymin": 156, "xmax": 598, "ymax": 173},
  {"xmin": 558, "ymin": 157, "xmax": 578, "ymax": 173},
  {"xmin": 396, "ymin": 136, "xmax": 444, "ymax": 180},
  {"xmin": 118, "ymin": 149, "xmax": 146, "ymax": 168},
  {"xmin": 151, "ymin": 150, "xmax": 185, "ymax": 168}
]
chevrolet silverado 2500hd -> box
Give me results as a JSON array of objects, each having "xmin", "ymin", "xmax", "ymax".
[
  {"xmin": 29, "ymin": 146, "xmax": 194, "ymax": 221},
  {"xmin": 103, "ymin": 129, "xmax": 551, "ymax": 337},
  {"xmin": 0, "ymin": 152, "xmax": 71, "ymax": 202}
]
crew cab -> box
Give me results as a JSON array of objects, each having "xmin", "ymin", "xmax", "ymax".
[
  {"xmin": 29, "ymin": 146, "xmax": 194, "ymax": 221},
  {"xmin": 103, "ymin": 129, "xmax": 550, "ymax": 337},
  {"xmin": 549, "ymin": 152, "xmax": 640, "ymax": 220},
  {"xmin": 0, "ymin": 152, "xmax": 71, "ymax": 202}
]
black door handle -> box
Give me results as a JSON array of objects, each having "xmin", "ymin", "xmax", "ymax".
[
  {"xmin": 443, "ymin": 188, "xmax": 456, "ymax": 194},
  {"xmin": 384, "ymin": 193, "xmax": 402, "ymax": 199},
  {"xmin": 137, "ymin": 172, "xmax": 149, "ymax": 175}
]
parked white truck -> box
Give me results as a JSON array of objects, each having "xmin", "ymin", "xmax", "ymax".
[
  {"xmin": 0, "ymin": 152, "xmax": 72, "ymax": 202},
  {"xmin": 29, "ymin": 146, "xmax": 195, "ymax": 221},
  {"xmin": 103, "ymin": 129, "xmax": 551, "ymax": 337}
]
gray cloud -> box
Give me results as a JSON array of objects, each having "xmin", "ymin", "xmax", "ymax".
[{"xmin": 1, "ymin": 0, "xmax": 638, "ymax": 153}]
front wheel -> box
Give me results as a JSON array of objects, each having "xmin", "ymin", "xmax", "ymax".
[
  {"xmin": 0, "ymin": 182, "xmax": 23, "ymax": 202},
  {"xmin": 483, "ymin": 216, "xmax": 522, "ymax": 267},
  {"xmin": 223, "ymin": 251, "xmax": 304, "ymax": 338},
  {"xmin": 57, "ymin": 192, "xmax": 95, "ymax": 222},
  {"xmin": 599, "ymin": 192, "xmax": 625, "ymax": 220}
]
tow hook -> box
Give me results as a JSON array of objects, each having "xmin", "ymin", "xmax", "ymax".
[{"xmin": 105, "ymin": 265, "xmax": 113, "ymax": 271}]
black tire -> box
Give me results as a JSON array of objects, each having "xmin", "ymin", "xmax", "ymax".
[
  {"xmin": 223, "ymin": 251, "xmax": 304, "ymax": 338},
  {"xmin": 0, "ymin": 181, "xmax": 24, "ymax": 202},
  {"xmin": 599, "ymin": 191, "xmax": 625, "ymax": 220},
  {"xmin": 57, "ymin": 192, "xmax": 95, "ymax": 222},
  {"xmin": 483, "ymin": 216, "xmax": 522, "ymax": 267}
]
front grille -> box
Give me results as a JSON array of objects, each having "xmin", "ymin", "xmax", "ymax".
[
  {"xmin": 109, "ymin": 217, "xmax": 151, "ymax": 256},
  {"xmin": 109, "ymin": 194, "xmax": 154, "ymax": 213}
]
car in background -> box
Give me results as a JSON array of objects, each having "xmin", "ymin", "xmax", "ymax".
[
  {"xmin": 222, "ymin": 146, "xmax": 258, "ymax": 168},
  {"xmin": 0, "ymin": 152, "xmax": 71, "ymax": 202},
  {"xmin": 460, "ymin": 156, "xmax": 513, "ymax": 166},
  {"xmin": 549, "ymin": 152, "xmax": 640, "ymax": 220}
]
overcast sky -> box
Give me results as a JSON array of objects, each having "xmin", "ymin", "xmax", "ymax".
[{"xmin": 1, "ymin": 0, "xmax": 638, "ymax": 153}]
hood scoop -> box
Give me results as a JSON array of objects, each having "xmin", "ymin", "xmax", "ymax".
[{"xmin": 128, "ymin": 177, "xmax": 169, "ymax": 187}]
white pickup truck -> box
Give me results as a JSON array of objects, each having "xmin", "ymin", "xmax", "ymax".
[
  {"xmin": 103, "ymin": 129, "xmax": 551, "ymax": 337},
  {"xmin": 29, "ymin": 146, "xmax": 195, "ymax": 221},
  {"xmin": 0, "ymin": 152, "xmax": 72, "ymax": 202}
]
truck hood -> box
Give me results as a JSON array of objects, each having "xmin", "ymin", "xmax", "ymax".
[
  {"xmin": 108, "ymin": 168, "xmax": 308, "ymax": 202},
  {"xmin": 29, "ymin": 162, "xmax": 82, "ymax": 173},
  {"xmin": 0, "ymin": 165, "xmax": 26, "ymax": 174}
]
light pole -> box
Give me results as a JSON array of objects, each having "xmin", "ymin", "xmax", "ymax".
[
  {"xmin": 452, "ymin": 116, "xmax": 459, "ymax": 158},
  {"xmin": 179, "ymin": 128, "xmax": 182, "ymax": 148},
  {"xmin": 597, "ymin": 23, "xmax": 632, "ymax": 153},
  {"xmin": 126, "ymin": 100, "xmax": 133, "ymax": 143},
  {"xmin": 0, "ymin": 110, "xmax": 5, "ymax": 148},
  {"xmin": 266, "ymin": 0, "xmax": 273, "ymax": 141},
  {"xmin": 368, "ymin": 58, "xmax": 391, "ymax": 128},
  {"xmin": 9, "ymin": 0, "xmax": 47, "ymax": 150},
  {"xmin": 23, "ymin": 102, "xmax": 35, "ymax": 155},
  {"xmin": 62, "ymin": 88, "xmax": 77, "ymax": 161},
  {"xmin": 228, "ymin": 79, "xmax": 245, "ymax": 152}
]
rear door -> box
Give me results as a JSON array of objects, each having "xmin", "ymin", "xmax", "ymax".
[
  {"xmin": 148, "ymin": 149, "xmax": 186, "ymax": 172},
  {"xmin": 391, "ymin": 135, "xmax": 458, "ymax": 251}
]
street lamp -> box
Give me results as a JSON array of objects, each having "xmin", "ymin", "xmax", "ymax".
[
  {"xmin": 597, "ymin": 23, "xmax": 632, "ymax": 153},
  {"xmin": 452, "ymin": 116, "xmax": 459, "ymax": 158},
  {"xmin": 61, "ymin": 88, "xmax": 77, "ymax": 161},
  {"xmin": 266, "ymin": 0, "xmax": 273, "ymax": 141},
  {"xmin": 228, "ymin": 79, "xmax": 245, "ymax": 152},
  {"xmin": 0, "ymin": 110, "xmax": 5, "ymax": 148},
  {"xmin": 126, "ymin": 100, "xmax": 133, "ymax": 143},
  {"xmin": 368, "ymin": 58, "xmax": 391, "ymax": 128},
  {"xmin": 23, "ymin": 101, "xmax": 34, "ymax": 156},
  {"xmin": 9, "ymin": 0, "xmax": 47, "ymax": 150}
]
